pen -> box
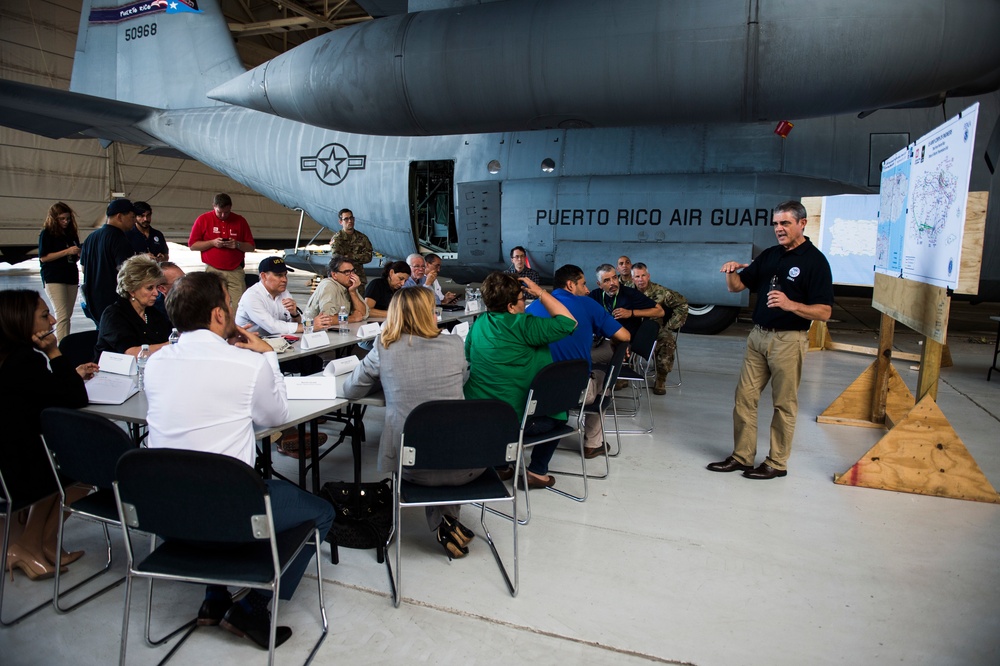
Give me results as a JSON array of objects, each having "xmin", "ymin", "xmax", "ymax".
[{"xmin": 38, "ymin": 329, "xmax": 55, "ymax": 339}]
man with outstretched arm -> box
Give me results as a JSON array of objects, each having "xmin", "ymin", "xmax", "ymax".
[{"xmin": 708, "ymin": 200, "xmax": 833, "ymax": 480}]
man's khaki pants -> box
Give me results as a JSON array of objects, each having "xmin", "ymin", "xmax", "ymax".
[
  {"xmin": 206, "ymin": 265, "xmax": 246, "ymax": 311},
  {"xmin": 732, "ymin": 326, "xmax": 808, "ymax": 471}
]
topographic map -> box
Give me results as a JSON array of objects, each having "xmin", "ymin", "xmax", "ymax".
[
  {"xmin": 907, "ymin": 156, "xmax": 957, "ymax": 248},
  {"xmin": 875, "ymin": 148, "xmax": 911, "ymax": 274},
  {"xmin": 872, "ymin": 103, "xmax": 978, "ymax": 290}
]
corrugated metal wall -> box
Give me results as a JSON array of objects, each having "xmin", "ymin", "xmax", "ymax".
[{"xmin": 0, "ymin": 0, "xmax": 315, "ymax": 254}]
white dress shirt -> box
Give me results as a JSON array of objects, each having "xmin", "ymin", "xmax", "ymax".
[
  {"xmin": 235, "ymin": 280, "xmax": 297, "ymax": 335},
  {"xmin": 145, "ymin": 328, "xmax": 288, "ymax": 467}
]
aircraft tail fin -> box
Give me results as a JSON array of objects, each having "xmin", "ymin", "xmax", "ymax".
[{"xmin": 71, "ymin": 0, "xmax": 245, "ymax": 110}]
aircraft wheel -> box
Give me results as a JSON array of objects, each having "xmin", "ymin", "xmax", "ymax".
[{"xmin": 680, "ymin": 304, "xmax": 739, "ymax": 335}]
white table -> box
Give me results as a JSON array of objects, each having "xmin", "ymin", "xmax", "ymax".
[{"xmin": 82, "ymin": 392, "xmax": 347, "ymax": 492}]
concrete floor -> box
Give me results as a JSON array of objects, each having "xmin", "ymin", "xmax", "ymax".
[{"xmin": 1, "ymin": 250, "xmax": 999, "ymax": 665}]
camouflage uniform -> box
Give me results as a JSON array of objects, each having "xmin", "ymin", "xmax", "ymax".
[
  {"xmin": 639, "ymin": 281, "xmax": 689, "ymax": 388},
  {"xmin": 331, "ymin": 229, "xmax": 374, "ymax": 285}
]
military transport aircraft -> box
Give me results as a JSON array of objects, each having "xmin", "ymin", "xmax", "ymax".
[{"xmin": 1, "ymin": 0, "xmax": 999, "ymax": 333}]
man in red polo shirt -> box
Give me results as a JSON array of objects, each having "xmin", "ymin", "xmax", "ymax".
[{"xmin": 188, "ymin": 193, "xmax": 256, "ymax": 309}]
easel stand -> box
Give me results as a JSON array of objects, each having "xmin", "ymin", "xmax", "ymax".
[{"xmin": 819, "ymin": 274, "xmax": 999, "ymax": 503}]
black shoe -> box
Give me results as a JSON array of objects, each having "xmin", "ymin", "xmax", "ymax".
[
  {"xmin": 441, "ymin": 515, "xmax": 475, "ymax": 548},
  {"xmin": 220, "ymin": 603, "xmax": 293, "ymax": 650},
  {"xmin": 197, "ymin": 595, "xmax": 233, "ymax": 626},
  {"xmin": 707, "ymin": 456, "xmax": 754, "ymax": 473},
  {"xmin": 742, "ymin": 463, "xmax": 787, "ymax": 480},
  {"xmin": 584, "ymin": 443, "xmax": 608, "ymax": 459},
  {"xmin": 436, "ymin": 524, "xmax": 469, "ymax": 560}
]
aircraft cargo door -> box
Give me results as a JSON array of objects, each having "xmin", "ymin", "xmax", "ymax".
[{"xmin": 456, "ymin": 181, "xmax": 502, "ymax": 263}]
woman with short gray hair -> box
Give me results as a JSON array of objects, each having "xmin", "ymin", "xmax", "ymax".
[{"xmin": 95, "ymin": 254, "xmax": 172, "ymax": 358}]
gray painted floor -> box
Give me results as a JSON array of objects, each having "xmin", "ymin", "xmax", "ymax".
[{"xmin": 1, "ymin": 252, "xmax": 999, "ymax": 665}]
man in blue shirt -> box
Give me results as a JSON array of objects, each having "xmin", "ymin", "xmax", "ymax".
[{"xmin": 528, "ymin": 264, "xmax": 630, "ymax": 457}]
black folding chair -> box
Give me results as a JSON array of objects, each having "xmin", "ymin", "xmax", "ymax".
[
  {"xmin": 57, "ymin": 329, "xmax": 98, "ymax": 366},
  {"xmin": 41, "ymin": 408, "xmax": 134, "ymax": 614},
  {"xmin": 391, "ymin": 400, "xmax": 520, "ymax": 608},
  {"xmin": 616, "ymin": 319, "xmax": 660, "ymax": 434},
  {"xmin": 511, "ymin": 360, "xmax": 591, "ymax": 525},
  {"xmin": 0, "ymin": 448, "xmax": 59, "ymax": 626},
  {"xmin": 114, "ymin": 448, "xmax": 328, "ymax": 666}
]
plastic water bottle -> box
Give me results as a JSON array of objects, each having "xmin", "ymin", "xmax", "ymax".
[
  {"xmin": 136, "ymin": 344, "xmax": 151, "ymax": 391},
  {"xmin": 338, "ymin": 305, "xmax": 349, "ymax": 334},
  {"xmin": 168, "ymin": 328, "xmax": 180, "ymax": 345},
  {"xmin": 769, "ymin": 275, "xmax": 781, "ymax": 292}
]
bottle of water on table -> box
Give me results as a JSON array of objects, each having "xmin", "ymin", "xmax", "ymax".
[
  {"xmin": 136, "ymin": 344, "xmax": 151, "ymax": 391},
  {"xmin": 338, "ymin": 305, "xmax": 349, "ymax": 334},
  {"xmin": 168, "ymin": 328, "xmax": 180, "ymax": 345}
]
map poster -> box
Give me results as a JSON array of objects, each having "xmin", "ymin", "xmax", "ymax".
[
  {"xmin": 902, "ymin": 102, "xmax": 979, "ymax": 289},
  {"xmin": 875, "ymin": 147, "xmax": 911, "ymax": 276},
  {"xmin": 818, "ymin": 194, "xmax": 880, "ymax": 286}
]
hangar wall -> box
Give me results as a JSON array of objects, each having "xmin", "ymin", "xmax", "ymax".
[{"xmin": 0, "ymin": 0, "xmax": 315, "ymax": 258}]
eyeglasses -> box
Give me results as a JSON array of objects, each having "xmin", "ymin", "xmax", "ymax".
[
  {"xmin": 511, "ymin": 254, "xmax": 526, "ymax": 259},
  {"xmin": 340, "ymin": 216, "xmax": 354, "ymax": 221},
  {"xmin": 335, "ymin": 268, "xmax": 356, "ymax": 274},
  {"xmin": 57, "ymin": 215, "xmax": 72, "ymax": 222}
]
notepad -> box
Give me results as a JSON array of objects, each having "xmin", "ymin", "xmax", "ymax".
[{"xmin": 85, "ymin": 372, "xmax": 139, "ymax": 405}]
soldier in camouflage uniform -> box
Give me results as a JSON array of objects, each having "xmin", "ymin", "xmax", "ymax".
[
  {"xmin": 330, "ymin": 208, "xmax": 374, "ymax": 286},
  {"xmin": 631, "ymin": 262, "xmax": 689, "ymax": 395},
  {"xmin": 617, "ymin": 255, "xmax": 634, "ymax": 287}
]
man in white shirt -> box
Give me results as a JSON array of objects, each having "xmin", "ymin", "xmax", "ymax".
[
  {"xmin": 236, "ymin": 256, "xmax": 334, "ymax": 335},
  {"xmin": 145, "ymin": 270, "xmax": 334, "ymax": 651}
]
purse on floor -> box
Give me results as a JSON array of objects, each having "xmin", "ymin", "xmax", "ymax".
[{"xmin": 319, "ymin": 478, "xmax": 393, "ymax": 564}]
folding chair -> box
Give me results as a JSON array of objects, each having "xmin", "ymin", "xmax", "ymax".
[
  {"xmin": 57, "ymin": 330, "xmax": 98, "ymax": 366},
  {"xmin": 41, "ymin": 407, "xmax": 134, "ymax": 614},
  {"xmin": 583, "ymin": 341, "xmax": 630, "ymax": 472},
  {"xmin": 616, "ymin": 319, "xmax": 659, "ymax": 434},
  {"xmin": 114, "ymin": 448, "xmax": 328, "ymax": 666},
  {"xmin": 512, "ymin": 360, "xmax": 591, "ymax": 525},
  {"xmin": 390, "ymin": 400, "xmax": 520, "ymax": 608},
  {"xmin": 0, "ymin": 455, "xmax": 59, "ymax": 626}
]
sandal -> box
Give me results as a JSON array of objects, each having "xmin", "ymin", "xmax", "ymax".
[
  {"xmin": 441, "ymin": 515, "xmax": 475, "ymax": 548},
  {"xmin": 436, "ymin": 524, "xmax": 469, "ymax": 560}
]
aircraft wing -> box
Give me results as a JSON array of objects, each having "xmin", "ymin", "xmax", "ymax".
[{"xmin": 0, "ymin": 79, "xmax": 186, "ymax": 157}]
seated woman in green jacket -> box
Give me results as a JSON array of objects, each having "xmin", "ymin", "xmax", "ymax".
[{"xmin": 463, "ymin": 272, "xmax": 576, "ymax": 489}]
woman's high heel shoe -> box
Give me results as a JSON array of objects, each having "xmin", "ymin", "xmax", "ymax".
[
  {"xmin": 6, "ymin": 544, "xmax": 66, "ymax": 581},
  {"xmin": 43, "ymin": 545, "xmax": 85, "ymax": 567}
]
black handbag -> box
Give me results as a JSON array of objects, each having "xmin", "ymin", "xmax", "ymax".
[{"xmin": 319, "ymin": 478, "xmax": 393, "ymax": 564}]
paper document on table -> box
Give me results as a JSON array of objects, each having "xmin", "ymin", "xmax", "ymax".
[
  {"xmin": 97, "ymin": 351, "xmax": 136, "ymax": 376},
  {"xmin": 285, "ymin": 376, "xmax": 338, "ymax": 400},
  {"xmin": 85, "ymin": 372, "xmax": 139, "ymax": 405},
  {"xmin": 323, "ymin": 355, "xmax": 360, "ymax": 376}
]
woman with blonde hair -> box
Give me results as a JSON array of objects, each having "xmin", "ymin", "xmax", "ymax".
[
  {"xmin": 94, "ymin": 254, "xmax": 173, "ymax": 358},
  {"xmin": 342, "ymin": 287, "xmax": 479, "ymax": 559},
  {"xmin": 37, "ymin": 202, "xmax": 82, "ymax": 342}
]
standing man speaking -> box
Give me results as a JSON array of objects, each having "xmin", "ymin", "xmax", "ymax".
[
  {"xmin": 708, "ymin": 201, "xmax": 833, "ymax": 480},
  {"xmin": 189, "ymin": 193, "xmax": 256, "ymax": 310}
]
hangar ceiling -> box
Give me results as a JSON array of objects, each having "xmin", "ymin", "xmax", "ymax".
[{"xmin": 219, "ymin": 0, "xmax": 373, "ymax": 67}]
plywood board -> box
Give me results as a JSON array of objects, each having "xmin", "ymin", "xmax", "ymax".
[
  {"xmin": 957, "ymin": 191, "xmax": 988, "ymax": 295},
  {"xmin": 872, "ymin": 272, "xmax": 950, "ymax": 344},
  {"xmin": 817, "ymin": 361, "xmax": 914, "ymax": 428},
  {"xmin": 833, "ymin": 395, "xmax": 1000, "ymax": 503}
]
